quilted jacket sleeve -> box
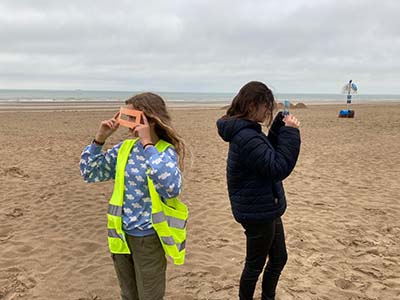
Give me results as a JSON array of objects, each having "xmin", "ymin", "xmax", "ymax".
[{"xmin": 238, "ymin": 126, "xmax": 301, "ymax": 181}]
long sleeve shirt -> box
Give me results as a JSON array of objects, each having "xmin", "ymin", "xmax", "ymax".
[{"xmin": 79, "ymin": 140, "xmax": 182, "ymax": 237}]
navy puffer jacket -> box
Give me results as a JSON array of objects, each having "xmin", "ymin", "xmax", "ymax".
[{"xmin": 216, "ymin": 114, "xmax": 301, "ymax": 224}]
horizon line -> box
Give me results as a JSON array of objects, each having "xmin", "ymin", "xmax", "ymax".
[{"xmin": 1, "ymin": 88, "xmax": 399, "ymax": 96}]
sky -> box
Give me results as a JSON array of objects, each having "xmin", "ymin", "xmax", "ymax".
[{"xmin": 1, "ymin": 0, "xmax": 399, "ymax": 94}]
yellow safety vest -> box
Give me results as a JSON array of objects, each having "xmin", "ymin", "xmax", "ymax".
[{"xmin": 107, "ymin": 138, "xmax": 188, "ymax": 265}]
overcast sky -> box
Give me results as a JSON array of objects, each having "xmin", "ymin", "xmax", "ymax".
[{"xmin": 1, "ymin": 0, "xmax": 399, "ymax": 93}]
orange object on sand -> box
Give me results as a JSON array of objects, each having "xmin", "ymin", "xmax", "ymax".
[{"xmin": 118, "ymin": 107, "xmax": 144, "ymax": 129}]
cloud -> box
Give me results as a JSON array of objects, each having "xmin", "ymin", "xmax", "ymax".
[{"xmin": 1, "ymin": 0, "xmax": 400, "ymax": 93}]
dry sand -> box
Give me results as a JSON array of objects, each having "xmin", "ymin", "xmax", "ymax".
[{"xmin": 0, "ymin": 103, "xmax": 399, "ymax": 300}]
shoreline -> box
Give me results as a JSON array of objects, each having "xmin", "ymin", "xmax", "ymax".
[{"xmin": 1, "ymin": 100, "xmax": 399, "ymax": 112}]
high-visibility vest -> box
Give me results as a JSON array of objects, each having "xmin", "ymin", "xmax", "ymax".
[{"xmin": 107, "ymin": 138, "xmax": 188, "ymax": 265}]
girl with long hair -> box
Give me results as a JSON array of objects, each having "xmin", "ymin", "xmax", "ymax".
[
  {"xmin": 216, "ymin": 81, "xmax": 301, "ymax": 300},
  {"xmin": 80, "ymin": 92, "xmax": 186, "ymax": 300}
]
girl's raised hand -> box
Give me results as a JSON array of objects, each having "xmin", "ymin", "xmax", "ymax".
[
  {"xmin": 133, "ymin": 113, "xmax": 152, "ymax": 146},
  {"xmin": 283, "ymin": 114, "xmax": 300, "ymax": 129},
  {"xmin": 95, "ymin": 112, "xmax": 120, "ymax": 143}
]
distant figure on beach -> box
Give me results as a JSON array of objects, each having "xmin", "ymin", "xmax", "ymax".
[
  {"xmin": 216, "ymin": 81, "xmax": 301, "ymax": 300},
  {"xmin": 80, "ymin": 92, "xmax": 186, "ymax": 300}
]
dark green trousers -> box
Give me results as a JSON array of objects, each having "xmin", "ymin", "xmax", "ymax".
[{"xmin": 112, "ymin": 233, "xmax": 167, "ymax": 300}]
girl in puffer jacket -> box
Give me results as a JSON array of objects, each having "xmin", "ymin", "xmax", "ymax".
[{"xmin": 216, "ymin": 81, "xmax": 301, "ymax": 300}]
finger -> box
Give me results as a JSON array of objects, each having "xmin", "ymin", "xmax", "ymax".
[
  {"xmin": 141, "ymin": 113, "xmax": 149, "ymax": 125},
  {"xmin": 113, "ymin": 111, "xmax": 120, "ymax": 120},
  {"xmin": 133, "ymin": 124, "xmax": 141, "ymax": 132},
  {"xmin": 112, "ymin": 121, "xmax": 119, "ymax": 130},
  {"xmin": 108, "ymin": 120, "xmax": 116, "ymax": 128}
]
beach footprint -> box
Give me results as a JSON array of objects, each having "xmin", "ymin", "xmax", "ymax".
[
  {"xmin": 5, "ymin": 208, "xmax": 23, "ymax": 218},
  {"xmin": 2, "ymin": 167, "xmax": 29, "ymax": 179},
  {"xmin": 0, "ymin": 272, "xmax": 36, "ymax": 300},
  {"xmin": 77, "ymin": 293, "xmax": 103, "ymax": 300}
]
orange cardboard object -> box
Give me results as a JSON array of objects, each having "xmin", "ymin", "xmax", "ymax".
[{"xmin": 118, "ymin": 107, "xmax": 144, "ymax": 129}]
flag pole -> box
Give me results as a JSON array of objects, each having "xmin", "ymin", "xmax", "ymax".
[{"xmin": 347, "ymin": 79, "xmax": 352, "ymax": 111}]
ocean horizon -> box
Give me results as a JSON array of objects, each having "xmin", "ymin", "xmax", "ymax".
[{"xmin": 1, "ymin": 89, "xmax": 400, "ymax": 104}]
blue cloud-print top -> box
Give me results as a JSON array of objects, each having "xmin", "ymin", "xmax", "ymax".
[{"xmin": 80, "ymin": 141, "xmax": 182, "ymax": 237}]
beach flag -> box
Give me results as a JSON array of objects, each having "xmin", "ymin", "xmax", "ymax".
[{"xmin": 339, "ymin": 80, "xmax": 358, "ymax": 118}]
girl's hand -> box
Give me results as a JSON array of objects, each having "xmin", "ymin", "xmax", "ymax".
[
  {"xmin": 134, "ymin": 113, "xmax": 152, "ymax": 145},
  {"xmin": 283, "ymin": 114, "xmax": 300, "ymax": 128},
  {"xmin": 95, "ymin": 112, "xmax": 120, "ymax": 143}
]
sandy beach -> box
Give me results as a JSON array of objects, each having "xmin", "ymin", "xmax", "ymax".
[{"xmin": 0, "ymin": 102, "xmax": 399, "ymax": 300}]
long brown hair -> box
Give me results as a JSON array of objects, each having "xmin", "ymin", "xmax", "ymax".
[
  {"xmin": 125, "ymin": 92, "xmax": 186, "ymax": 170},
  {"xmin": 225, "ymin": 81, "xmax": 276, "ymax": 126}
]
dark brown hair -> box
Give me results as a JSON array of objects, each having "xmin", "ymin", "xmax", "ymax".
[
  {"xmin": 125, "ymin": 92, "xmax": 185, "ymax": 170},
  {"xmin": 225, "ymin": 81, "xmax": 276, "ymax": 126}
]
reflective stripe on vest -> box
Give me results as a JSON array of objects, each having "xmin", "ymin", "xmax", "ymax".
[
  {"xmin": 108, "ymin": 229, "xmax": 124, "ymax": 240},
  {"xmin": 108, "ymin": 204, "xmax": 122, "ymax": 216},
  {"xmin": 107, "ymin": 138, "xmax": 188, "ymax": 265},
  {"xmin": 152, "ymin": 211, "xmax": 187, "ymax": 229},
  {"xmin": 160, "ymin": 236, "xmax": 185, "ymax": 251}
]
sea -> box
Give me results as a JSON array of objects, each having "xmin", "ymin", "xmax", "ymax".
[{"xmin": 1, "ymin": 89, "xmax": 400, "ymax": 105}]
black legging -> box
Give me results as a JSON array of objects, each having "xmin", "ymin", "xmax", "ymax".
[{"xmin": 239, "ymin": 217, "xmax": 287, "ymax": 300}]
